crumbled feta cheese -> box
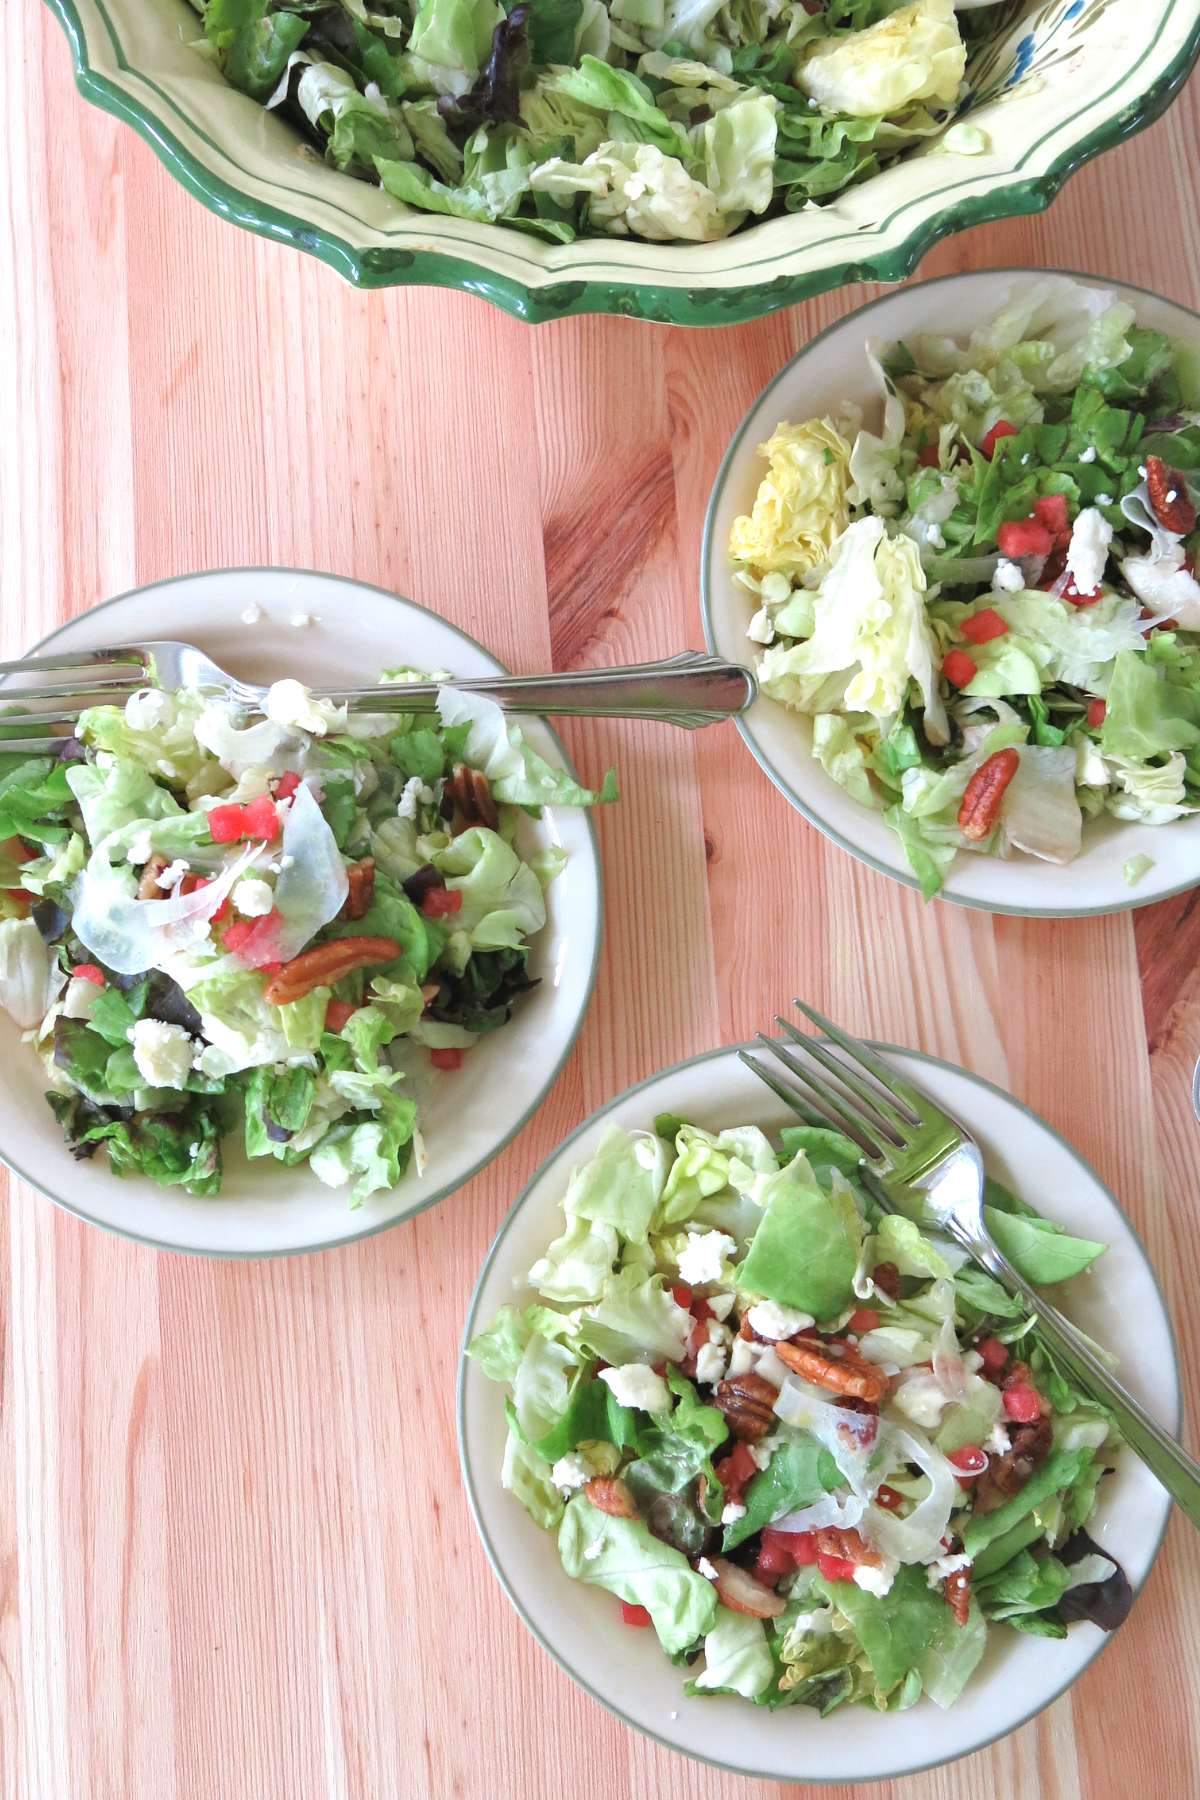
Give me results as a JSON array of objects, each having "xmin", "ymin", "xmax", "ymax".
[
  {"xmin": 1066, "ymin": 506, "xmax": 1113, "ymax": 596},
  {"xmin": 852, "ymin": 1560, "xmax": 898, "ymax": 1597},
  {"xmin": 748, "ymin": 1440, "xmax": 774, "ymax": 1471},
  {"xmin": 991, "ymin": 557, "xmax": 1025, "ymax": 594},
  {"xmin": 727, "ymin": 1337, "xmax": 755, "ymax": 1378},
  {"xmin": 289, "ymin": 612, "xmax": 315, "ymax": 629},
  {"xmin": 706, "ymin": 1291, "xmax": 736, "ymax": 1322},
  {"xmin": 985, "ymin": 1419, "xmax": 1011, "ymax": 1456},
  {"xmin": 926, "ymin": 1551, "xmax": 972, "ymax": 1588},
  {"xmin": 125, "ymin": 830, "xmax": 153, "ymax": 866},
  {"xmin": 745, "ymin": 1300, "xmax": 814, "ymax": 1341},
  {"xmin": 892, "ymin": 1370, "xmax": 951, "ymax": 1431},
  {"xmin": 598, "ymin": 1363, "xmax": 671, "ymax": 1413},
  {"xmin": 1078, "ymin": 445, "xmax": 1097, "ymax": 464},
  {"xmin": 125, "ymin": 688, "xmax": 175, "ymax": 733},
  {"xmin": 697, "ymin": 1557, "xmax": 719, "ymax": 1581},
  {"xmin": 582, "ymin": 1537, "xmax": 604, "ymax": 1562},
  {"xmin": 746, "ymin": 606, "xmax": 775, "ymax": 646},
  {"xmin": 677, "ymin": 1229, "xmax": 736, "ymax": 1288},
  {"xmin": 397, "ymin": 775, "xmax": 435, "ymax": 821},
  {"xmin": 61, "ymin": 975, "xmax": 101, "ymax": 1019},
  {"xmin": 241, "ymin": 603, "xmax": 263, "ymax": 625},
  {"xmin": 155, "ymin": 859, "xmax": 189, "ymax": 891},
  {"xmin": 264, "ymin": 678, "xmax": 331, "ymax": 737},
  {"xmin": 926, "ymin": 523, "xmax": 945, "ymax": 550},
  {"xmin": 721, "ymin": 1502, "xmax": 747, "ymax": 1526},
  {"xmin": 694, "ymin": 1340, "xmax": 729, "ymax": 1387},
  {"xmin": 130, "ymin": 1018, "xmax": 195, "ymax": 1089},
  {"xmin": 551, "ymin": 1452, "xmax": 593, "ymax": 1492},
  {"xmin": 1020, "ymin": 453, "xmax": 1030, "ymax": 466},
  {"xmin": 232, "ymin": 877, "xmax": 273, "ymax": 918}
]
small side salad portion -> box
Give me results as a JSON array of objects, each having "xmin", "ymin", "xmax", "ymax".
[
  {"xmin": 728, "ymin": 279, "xmax": 1200, "ymax": 896},
  {"xmin": 470, "ymin": 1116, "xmax": 1129, "ymax": 1714},
  {"xmin": 0, "ymin": 674, "xmax": 615, "ymax": 1200}
]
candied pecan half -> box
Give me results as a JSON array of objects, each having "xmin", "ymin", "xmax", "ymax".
[
  {"xmin": 958, "ymin": 748, "xmax": 1020, "ymax": 842},
  {"xmin": 813, "ymin": 1526, "xmax": 883, "ymax": 1569},
  {"xmin": 137, "ymin": 853, "xmax": 170, "ymax": 900},
  {"xmin": 871, "ymin": 1261, "xmax": 901, "ymax": 1300},
  {"xmin": 340, "ymin": 856, "xmax": 376, "ymax": 921},
  {"xmin": 714, "ymin": 1372, "xmax": 779, "ymax": 1441},
  {"xmin": 945, "ymin": 1567, "xmax": 972, "ymax": 1626},
  {"xmin": 774, "ymin": 1338, "xmax": 888, "ymax": 1404},
  {"xmin": 973, "ymin": 1415, "xmax": 1053, "ymax": 1513},
  {"xmin": 444, "ymin": 762, "xmax": 499, "ymax": 831},
  {"xmin": 264, "ymin": 935, "xmax": 400, "ymax": 1005},
  {"xmin": 585, "ymin": 1476, "xmax": 638, "ymax": 1518},
  {"xmin": 1146, "ymin": 455, "xmax": 1197, "ymax": 535},
  {"xmin": 710, "ymin": 1558, "xmax": 786, "ymax": 1619}
]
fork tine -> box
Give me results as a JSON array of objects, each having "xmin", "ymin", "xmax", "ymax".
[
  {"xmin": 754, "ymin": 1035, "xmax": 894, "ymax": 1160},
  {"xmin": 736, "ymin": 1048, "xmax": 831, "ymax": 1128},
  {"xmin": 775, "ymin": 1016, "xmax": 912, "ymax": 1140},
  {"xmin": 0, "ymin": 647, "xmax": 148, "ymax": 678},
  {"xmin": 0, "ymin": 677, "xmax": 143, "ymax": 705},
  {"xmin": 0, "ymin": 735, "xmax": 76, "ymax": 753},
  {"xmin": 793, "ymin": 1001, "xmax": 928, "ymax": 1124}
]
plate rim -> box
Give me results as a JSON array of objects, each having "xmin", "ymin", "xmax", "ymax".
[
  {"xmin": 701, "ymin": 264, "xmax": 1200, "ymax": 917},
  {"xmin": 456, "ymin": 1036, "xmax": 1181, "ymax": 1781},
  {"xmin": 43, "ymin": 0, "xmax": 1200, "ymax": 322},
  {"xmin": 0, "ymin": 565, "xmax": 604, "ymax": 1259}
]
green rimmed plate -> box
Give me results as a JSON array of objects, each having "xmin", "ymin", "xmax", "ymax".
[
  {"xmin": 702, "ymin": 267, "xmax": 1200, "ymax": 915},
  {"xmin": 0, "ymin": 569, "xmax": 603, "ymax": 1257},
  {"xmin": 46, "ymin": 0, "xmax": 1200, "ymax": 324},
  {"xmin": 458, "ymin": 1039, "xmax": 1179, "ymax": 1780}
]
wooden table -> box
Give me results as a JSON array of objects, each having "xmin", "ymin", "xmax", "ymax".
[{"xmin": 3, "ymin": 9, "xmax": 1200, "ymax": 1796}]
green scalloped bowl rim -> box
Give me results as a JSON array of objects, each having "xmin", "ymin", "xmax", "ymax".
[{"xmin": 43, "ymin": 0, "xmax": 1200, "ymax": 324}]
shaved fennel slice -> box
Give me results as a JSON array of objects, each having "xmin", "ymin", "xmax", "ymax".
[
  {"xmin": 72, "ymin": 841, "xmax": 259, "ymax": 974},
  {"xmin": 773, "ymin": 1380, "xmax": 880, "ymax": 1497},
  {"xmin": 861, "ymin": 1421, "xmax": 958, "ymax": 1565},
  {"xmin": 774, "ymin": 1490, "xmax": 866, "ymax": 1534},
  {"xmin": 236, "ymin": 783, "xmax": 349, "ymax": 968}
]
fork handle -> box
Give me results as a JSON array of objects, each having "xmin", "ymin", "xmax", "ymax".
[
  {"xmin": 978, "ymin": 1241, "xmax": 1200, "ymax": 1528},
  {"xmin": 317, "ymin": 652, "xmax": 756, "ymax": 730}
]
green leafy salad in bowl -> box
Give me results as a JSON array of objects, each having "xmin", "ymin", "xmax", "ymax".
[
  {"xmin": 189, "ymin": 0, "xmax": 988, "ymax": 245},
  {"xmin": 0, "ymin": 676, "xmax": 614, "ymax": 1201},
  {"xmin": 469, "ymin": 1115, "xmax": 1130, "ymax": 1714},
  {"xmin": 729, "ymin": 279, "xmax": 1200, "ymax": 898}
]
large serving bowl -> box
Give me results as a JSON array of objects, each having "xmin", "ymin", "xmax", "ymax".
[
  {"xmin": 458, "ymin": 1041, "xmax": 1179, "ymax": 1780},
  {"xmin": 47, "ymin": 0, "xmax": 1200, "ymax": 324},
  {"xmin": 702, "ymin": 268, "xmax": 1200, "ymax": 915},
  {"xmin": 0, "ymin": 569, "xmax": 603, "ymax": 1257}
]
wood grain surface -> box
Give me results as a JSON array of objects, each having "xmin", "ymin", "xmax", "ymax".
[{"xmin": 3, "ymin": 8, "xmax": 1200, "ymax": 1797}]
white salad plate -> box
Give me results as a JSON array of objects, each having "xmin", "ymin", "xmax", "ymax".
[
  {"xmin": 0, "ymin": 569, "xmax": 603, "ymax": 1258},
  {"xmin": 458, "ymin": 1041, "xmax": 1179, "ymax": 1782},
  {"xmin": 702, "ymin": 268, "xmax": 1200, "ymax": 917}
]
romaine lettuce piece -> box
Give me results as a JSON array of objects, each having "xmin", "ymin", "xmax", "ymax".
[
  {"xmin": 692, "ymin": 1609, "xmax": 774, "ymax": 1699},
  {"xmin": 797, "ymin": 0, "xmax": 965, "ymax": 120},
  {"xmin": 736, "ymin": 1155, "xmax": 862, "ymax": 1319},
  {"xmin": 559, "ymin": 1494, "xmax": 718, "ymax": 1652}
]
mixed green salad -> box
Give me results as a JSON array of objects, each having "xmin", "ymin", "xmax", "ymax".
[
  {"xmin": 0, "ymin": 674, "xmax": 614, "ymax": 1200},
  {"xmin": 729, "ymin": 279, "xmax": 1200, "ymax": 896},
  {"xmin": 190, "ymin": 0, "xmax": 990, "ymax": 245},
  {"xmin": 471, "ymin": 1116, "xmax": 1130, "ymax": 1713}
]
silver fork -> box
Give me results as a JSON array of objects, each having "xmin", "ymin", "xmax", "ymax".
[
  {"xmin": 0, "ymin": 643, "xmax": 756, "ymax": 750},
  {"xmin": 741, "ymin": 1001, "xmax": 1200, "ymax": 1529}
]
